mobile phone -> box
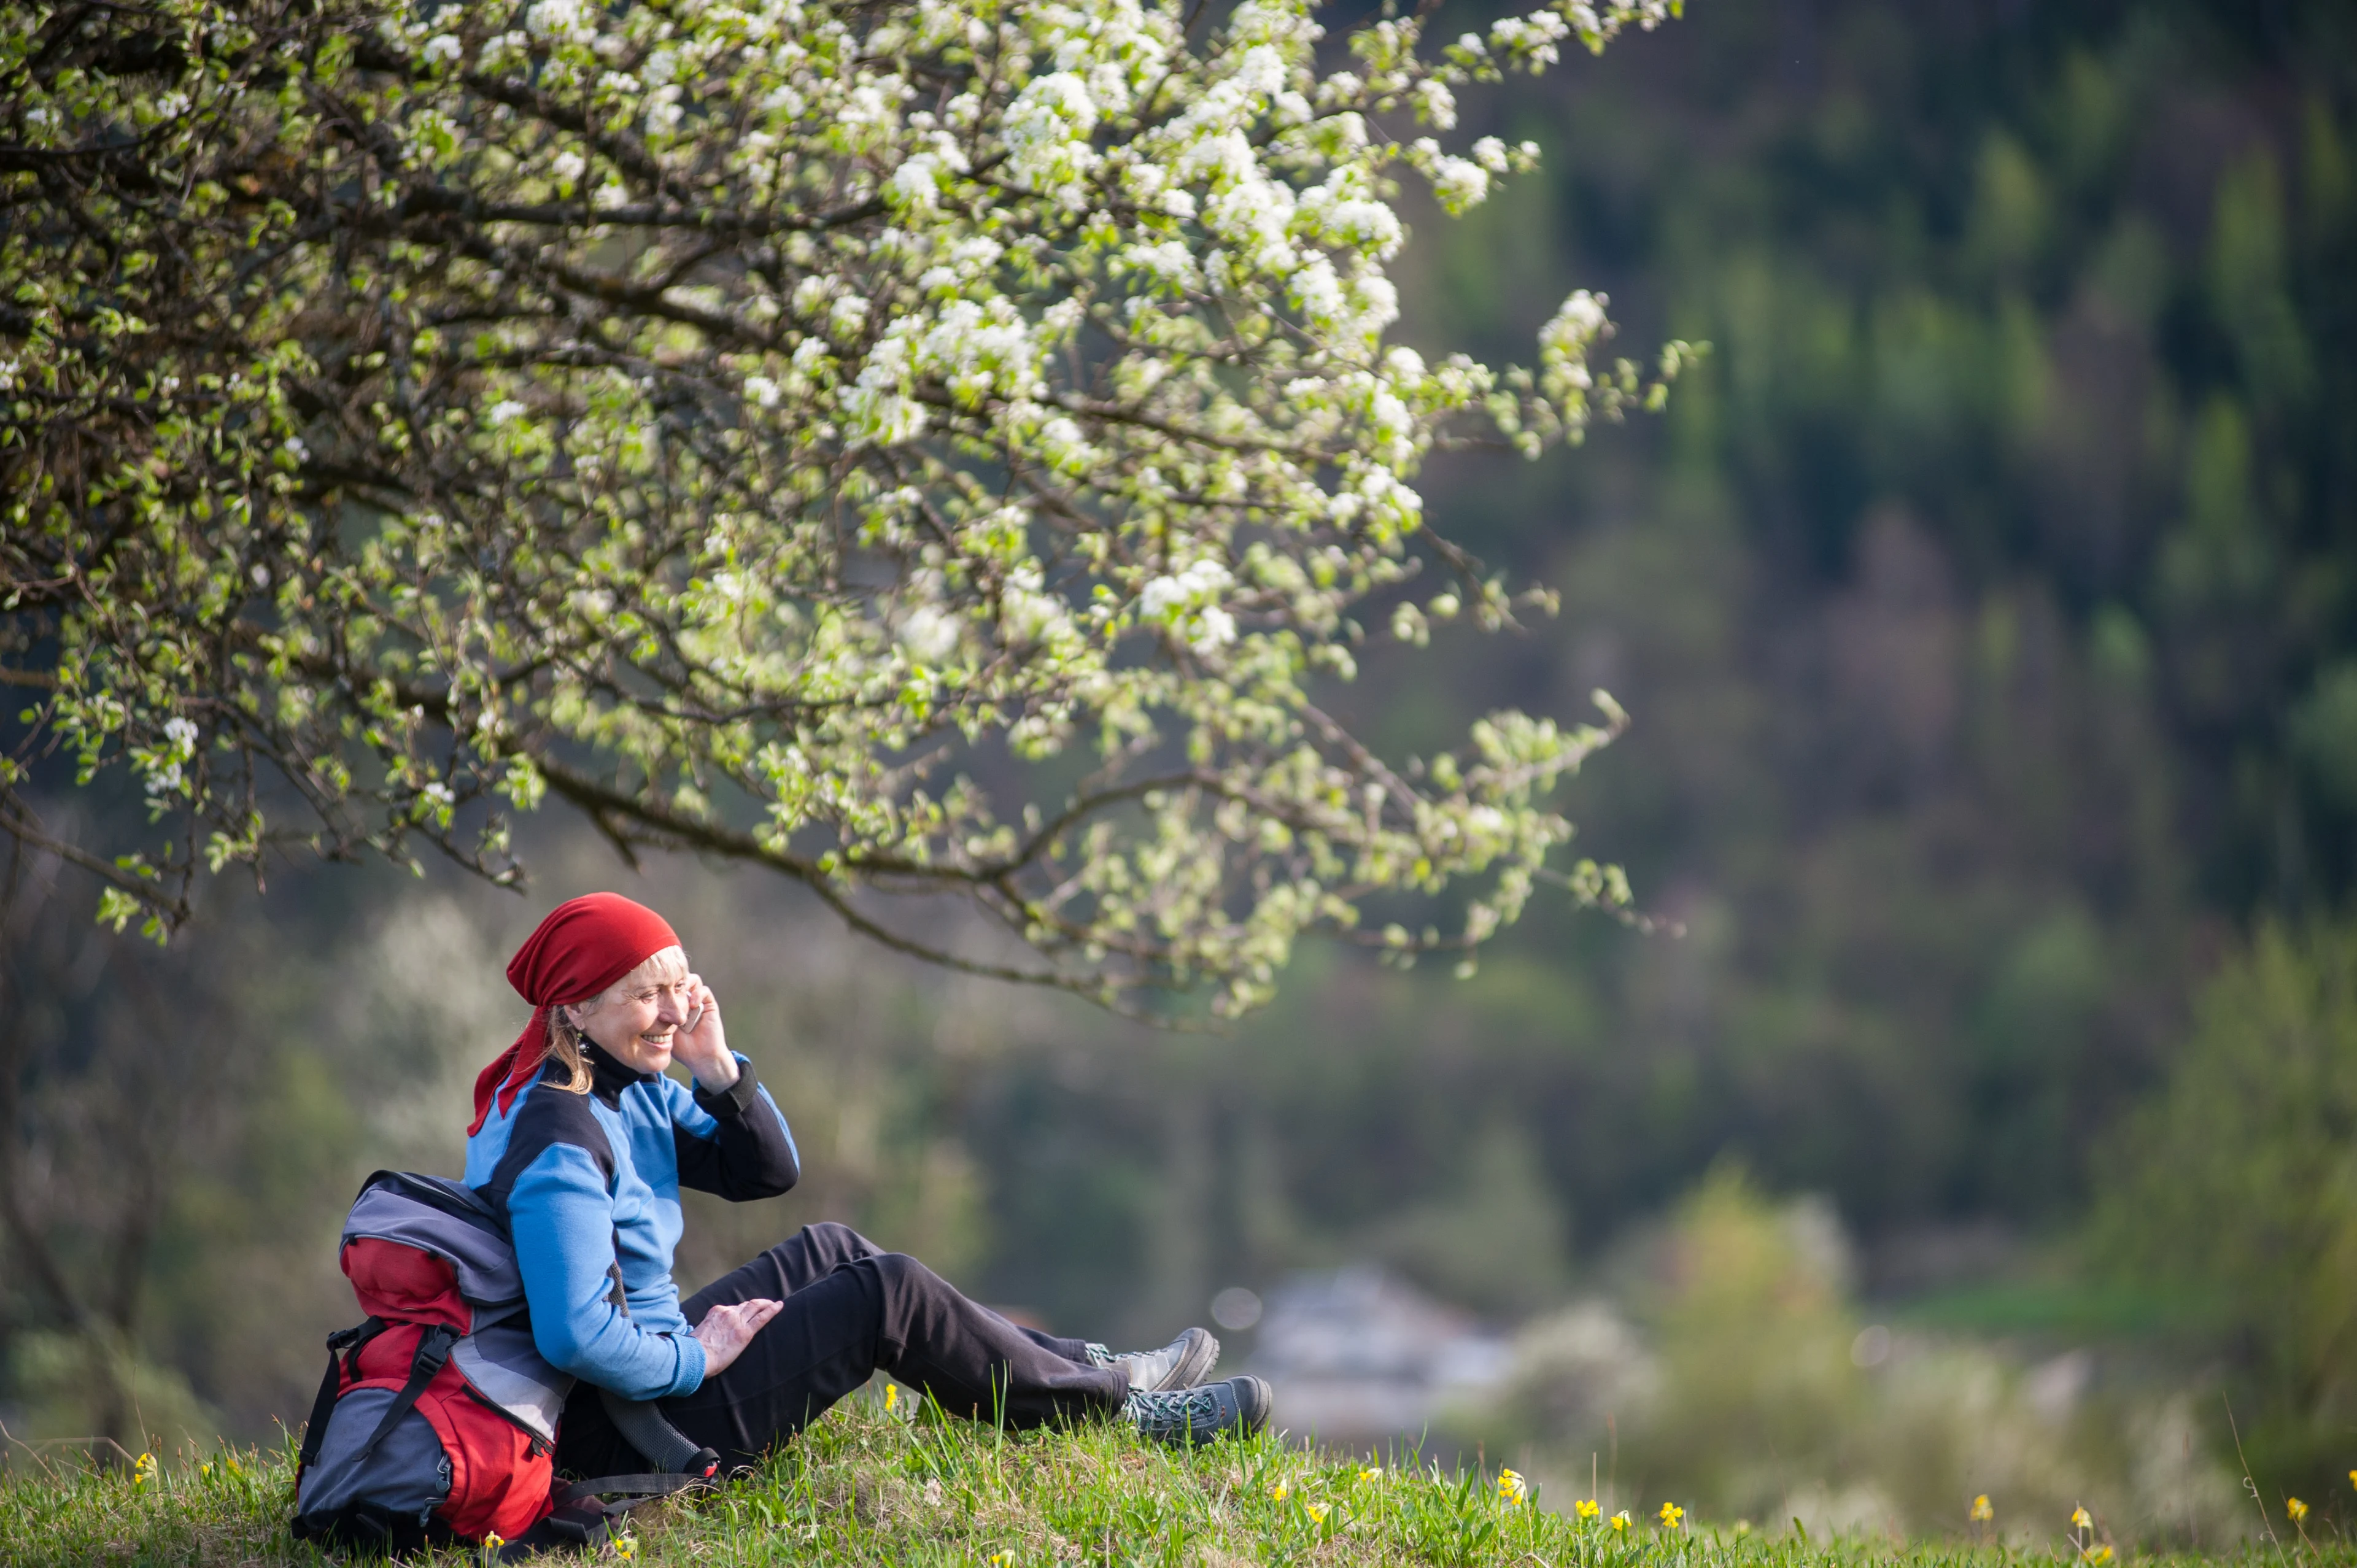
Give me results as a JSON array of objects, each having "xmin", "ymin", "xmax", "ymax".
[{"xmin": 683, "ymin": 1000, "xmax": 705, "ymax": 1033}]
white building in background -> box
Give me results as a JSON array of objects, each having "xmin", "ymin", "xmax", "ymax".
[{"xmin": 1244, "ymin": 1267, "xmax": 1513, "ymax": 1451}]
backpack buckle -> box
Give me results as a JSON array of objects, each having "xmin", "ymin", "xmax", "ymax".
[{"xmin": 325, "ymin": 1316, "xmax": 385, "ymax": 1354}]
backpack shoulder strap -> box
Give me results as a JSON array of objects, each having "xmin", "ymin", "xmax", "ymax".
[
  {"xmin": 553, "ymin": 1472, "xmax": 718, "ymax": 1509},
  {"xmin": 350, "ymin": 1324, "xmax": 462, "ymax": 1466},
  {"xmin": 295, "ymin": 1318, "xmax": 387, "ymax": 1472},
  {"xmin": 598, "ymin": 1386, "xmax": 720, "ymax": 1477},
  {"xmin": 498, "ymin": 1470, "xmax": 718, "ymax": 1560}
]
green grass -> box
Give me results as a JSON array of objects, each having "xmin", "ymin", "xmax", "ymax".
[{"xmin": 0, "ymin": 1396, "xmax": 2333, "ymax": 1567}]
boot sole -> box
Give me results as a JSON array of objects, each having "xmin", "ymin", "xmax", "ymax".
[{"xmin": 1150, "ymin": 1326, "xmax": 1223, "ymax": 1391}]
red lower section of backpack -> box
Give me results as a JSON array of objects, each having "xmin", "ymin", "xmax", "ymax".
[{"xmin": 341, "ymin": 1239, "xmax": 556, "ymax": 1541}]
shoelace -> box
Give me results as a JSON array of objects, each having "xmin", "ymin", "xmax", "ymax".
[{"xmin": 1128, "ymin": 1385, "xmax": 1223, "ymax": 1429}]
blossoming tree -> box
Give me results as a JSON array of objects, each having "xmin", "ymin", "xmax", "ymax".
[{"xmin": 0, "ymin": 0, "xmax": 1689, "ymax": 1015}]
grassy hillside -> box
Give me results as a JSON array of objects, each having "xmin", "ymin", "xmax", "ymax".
[{"xmin": 0, "ymin": 1399, "xmax": 2324, "ymax": 1567}]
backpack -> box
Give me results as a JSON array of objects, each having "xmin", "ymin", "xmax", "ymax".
[{"xmin": 293, "ymin": 1170, "xmax": 718, "ymax": 1558}]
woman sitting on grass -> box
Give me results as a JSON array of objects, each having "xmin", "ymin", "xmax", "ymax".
[{"xmin": 465, "ymin": 892, "xmax": 1269, "ymax": 1477}]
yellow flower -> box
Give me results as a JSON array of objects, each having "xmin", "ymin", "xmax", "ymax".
[
  {"xmin": 1658, "ymin": 1502, "xmax": 1684, "ymax": 1528},
  {"xmin": 885, "ymin": 1383, "xmax": 898, "ymax": 1412},
  {"xmin": 1611, "ymin": 1511, "xmax": 1631, "ymax": 1532},
  {"xmin": 1307, "ymin": 1503, "xmax": 1329, "ymax": 1523},
  {"xmin": 2289, "ymin": 1497, "xmax": 2310, "ymax": 1524},
  {"xmin": 1358, "ymin": 1466, "xmax": 1382, "ymax": 1483},
  {"xmin": 1498, "ymin": 1468, "xmax": 1528, "ymax": 1504},
  {"xmin": 1970, "ymin": 1495, "xmax": 1994, "ymax": 1523},
  {"xmin": 1270, "ymin": 1483, "xmax": 1288, "ymax": 1502},
  {"xmin": 614, "ymin": 1535, "xmax": 638, "ymax": 1561},
  {"xmin": 1575, "ymin": 1499, "xmax": 1601, "ymax": 1520},
  {"xmin": 483, "ymin": 1533, "xmax": 504, "ymax": 1548},
  {"xmin": 2083, "ymin": 1547, "xmax": 2113, "ymax": 1565},
  {"xmin": 989, "ymin": 1554, "xmax": 1015, "ymax": 1566},
  {"xmin": 2071, "ymin": 1506, "xmax": 2093, "ymax": 1531},
  {"xmin": 132, "ymin": 1453, "xmax": 157, "ymax": 1487}
]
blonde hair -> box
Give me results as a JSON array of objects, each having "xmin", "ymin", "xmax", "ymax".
[
  {"xmin": 543, "ymin": 1008, "xmax": 597, "ymax": 1096},
  {"xmin": 543, "ymin": 946, "xmax": 689, "ymax": 1096}
]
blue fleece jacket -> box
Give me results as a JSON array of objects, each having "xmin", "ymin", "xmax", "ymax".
[{"xmin": 464, "ymin": 1044, "xmax": 799, "ymax": 1400}]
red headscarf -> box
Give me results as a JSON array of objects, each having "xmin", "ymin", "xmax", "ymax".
[{"xmin": 467, "ymin": 892, "xmax": 681, "ymax": 1135}]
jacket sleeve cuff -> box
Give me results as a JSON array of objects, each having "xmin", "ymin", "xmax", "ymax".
[
  {"xmin": 692, "ymin": 1056, "xmax": 761, "ymax": 1119},
  {"xmin": 671, "ymin": 1330, "xmax": 709, "ymax": 1397}
]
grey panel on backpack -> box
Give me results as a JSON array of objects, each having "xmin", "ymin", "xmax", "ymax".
[
  {"xmin": 294, "ymin": 1388, "xmax": 453, "ymax": 1527},
  {"xmin": 343, "ymin": 1182, "xmax": 525, "ymax": 1317},
  {"xmin": 452, "ymin": 1326, "xmax": 572, "ymax": 1443}
]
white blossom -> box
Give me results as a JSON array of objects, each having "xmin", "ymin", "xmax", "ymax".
[
  {"xmin": 890, "ymin": 154, "xmax": 942, "ymax": 211},
  {"xmin": 899, "ymin": 605, "xmax": 962, "ymax": 665},
  {"xmin": 1140, "ymin": 560, "xmax": 1239, "ymax": 653},
  {"xmin": 1413, "ymin": 79, "xmax": 1457, "ymax": 129},
  {"xmin": 1426, "ymin": 155, "xmax": 1490, "ymax": 215},
  {"xmin": 524, "ymin": 0, "xmax": 590, "ymax": 44},
  {"xmin": 7, "ymin": 0, "xmax": 1689, "ymax": 1012},
  {"xmin": 1540, "ymin": 290, "xmax": 1614, "ymax": 411}
]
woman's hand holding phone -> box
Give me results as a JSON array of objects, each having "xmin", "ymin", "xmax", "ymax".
[{"xmin": 671, "ymin": 972, "xmax": 740, "ymax": 1092}]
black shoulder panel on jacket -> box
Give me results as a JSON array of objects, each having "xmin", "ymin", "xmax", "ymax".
[
  {"xmin": 675, "ymin": 1076, "xmax": 799, "ymax": 1202},
  {"xmin": 480, "ymin": 1082, "xmax": 616, "ymax": 1219}
]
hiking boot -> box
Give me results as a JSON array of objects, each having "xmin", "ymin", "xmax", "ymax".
[
  {"xmin": 1086, "ymin": 1327, "xmax": 1221, "ymax": 1392},
  {"xmin": 1124, "ymin": 1375, "xmax": 1273, "ymax": 1446}
]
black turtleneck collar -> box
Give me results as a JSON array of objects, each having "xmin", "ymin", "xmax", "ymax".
[{"xmin": 580, "ymin": 1039, "xmax": 656, "ymax": 1107}]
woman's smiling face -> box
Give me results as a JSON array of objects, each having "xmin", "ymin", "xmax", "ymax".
[{"xmin": 565, "ymin": 946, "xmax": 692, "ymax": 1075}]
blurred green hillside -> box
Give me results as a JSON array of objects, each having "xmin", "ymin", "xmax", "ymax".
[
  {"xmin": 6, "ymin": 0, "xmax": 2356, "ymax": 1533},
  {"xmin": 951, "ymin": 0, "xmax": 2357, "ymax": 1329},
  {"xmin": 1353, "ymin": 0, "xmax": 2357, "ymax": 1238}
]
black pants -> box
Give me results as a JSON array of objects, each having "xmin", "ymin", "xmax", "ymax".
[{"xmin": 554, "ymin": 1222, "xmax": 1130, "ymax": 1474}]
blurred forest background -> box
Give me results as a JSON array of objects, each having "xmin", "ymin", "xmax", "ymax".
[{"xmin": 7, "ymin": 0, "xmax": 2357, "ymax": 1544}]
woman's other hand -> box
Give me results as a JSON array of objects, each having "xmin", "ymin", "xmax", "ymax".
[
  {"xmin": 692, "ymin": 1297, "xmax": 781, "ymax": 1378},
  {"xmin": 673, "ymin": 972, "xmax": 739, "ymax": 1091}
]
